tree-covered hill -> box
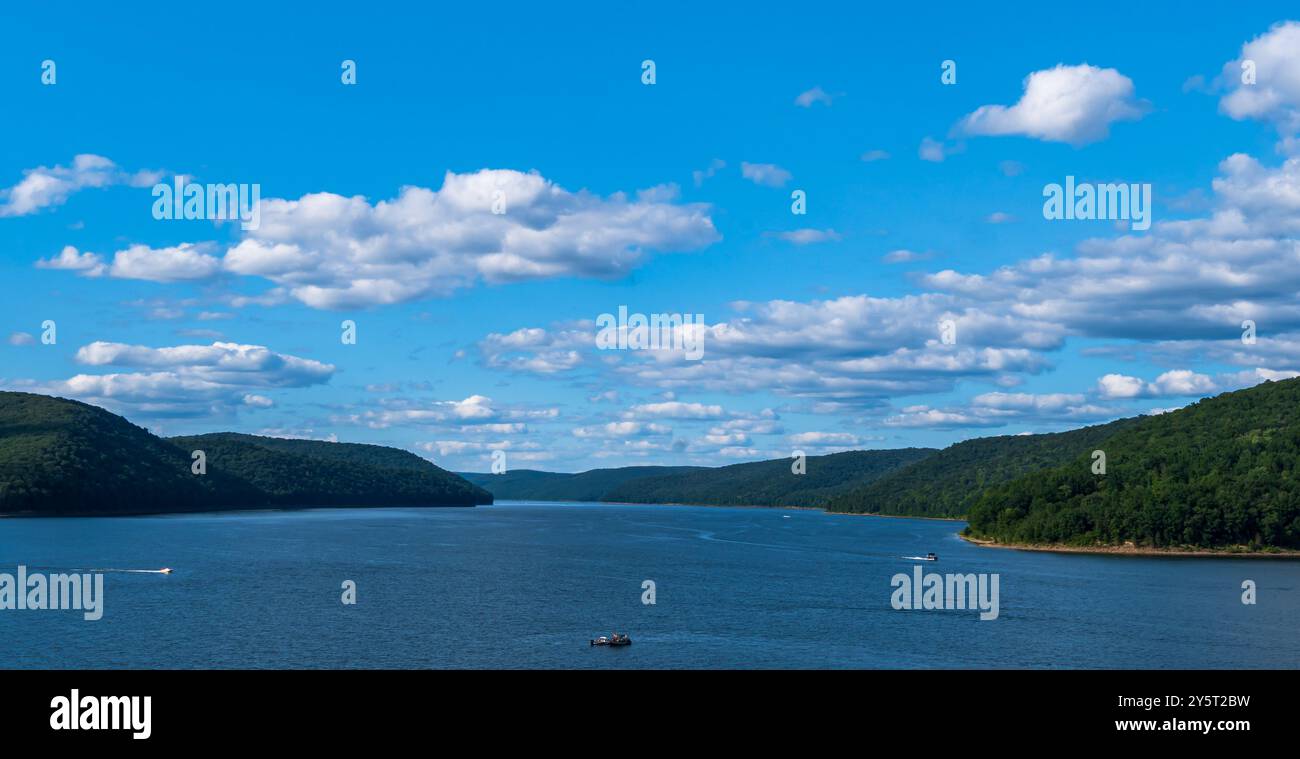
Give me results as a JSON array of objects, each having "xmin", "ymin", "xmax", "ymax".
[
  {"xmin": 458, "ymin": 466, "xmax": 704, "ymax": 501},
  {"xmin": 824, "ymin": 417, "xmax": 1142, "ymax": 518},
  {"xmin": 600, "ymin": 448, "xmax": 936, "ymax": 507},
  {"xmin": 0, "ymin": 392, "xmax": 256, "ymax": 514},
  {"xmin": 171, "ymin": 432, "xmax": 491, "ymax": 507},
  {"xmin": 965, "ymin": 378, "xmax": 1300, "ymax": 549},
  {"xmin": 462, "ymin": 449, "xmax": 934, "ymax": 508},
  {"xmin": 0, "ymin": 391, "xmax": 490, "ymax": 515}
]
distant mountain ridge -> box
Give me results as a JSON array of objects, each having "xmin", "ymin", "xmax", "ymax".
[
  {"xmin": 462, "ymin": 448, "xmax": 935, "ymax": 507},
  {"xmin": 0, "ymin": 392, "xmax": 490, "ymax": 515},
  {"xmin": 602, "ymin": 448, "xmax": 935, "ymax": 507},
  {"xmin": 458, "ymin": 466, "xmax": 703, "ymax": 502}
]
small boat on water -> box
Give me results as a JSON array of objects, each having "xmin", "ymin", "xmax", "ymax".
[
  {"xmin": 591, "ymin": 632, "xmax": 632, "ymax": 647},
  {"xmin": 159, "ymin": 568, "xmax": 173, "ymax": 574},
  {"xmin": 902, "ymin": 552, "xmax": 938, "ymax": 561}
]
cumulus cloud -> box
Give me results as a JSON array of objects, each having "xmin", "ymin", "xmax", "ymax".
[
  {"xmin": 0, "ymin": 154, "xmax": 161, "ymax": 217},
  {"xmin": 340, "ymin": 394, "xmax": 559, "ymax": 430},
  {"xmin": 740, "ymin": 162, "xmax": 792, "ymax": 187},
  {"xmin": 1218, "ymin": 21, "xmax": 1300, "ymax": 139},
  {"xmin": 35, "ymin": 245, "xmax": 107, "ymax": 276},
  {"xmin": 461, "ymin": 150, "xmax": 1300, "ymax": 421},
  {"xmin": 573, "ymin": 421, "xmax": 672, "ymax": 438},
  {"xmin": 884, "ymin": 406, "xmax": 1005, "ymax": 429},
  {"xmin": 476, "ymin": 293, "xmax": 1065, "ymax": 408},
  {"xmin": 1096, "ymin": 370, "xmax": 1218, "ymax": 399},
  {"xmin": 479, "ymin": 325, "xmax": 589, "ymax": 374},
  {"xmin": 626, "ymin": 401, "xmax": 727, "ymax": 420},
  {"xmin": 228, "ymin": 170, "xmax": 718, "ymax": 308},
  {"xmin": 416, "ymin": 439, "xmax": 552, "ymax": 463},
  {"xmin": 0, "ymin": 341, "xmax": 333, "ymax": 418},
  {"xmin": 957, "ymin": 64, "xmax": 1149, "ymax": 146},
  {"xmin": 920, "ymin": 152, "xmax": 1300, "ymax": 342},
  {"xmin": 40, "ymin": 169, "xmax": 719, "ymax": 309},
  {"xmin": 883, "ymin": 391, "xmax": 1119, "ymax": 430},
  {"xmin": 788, "ymin": 431, "xmax": 859, "ymax": 446},
  {"xmin": 37, "ymin": 243, "xmax": 224, "ymax": 282}
]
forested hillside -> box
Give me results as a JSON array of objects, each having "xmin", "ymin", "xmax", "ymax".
[
  {"xmin": 0, "ymin": 392, "xmax": 490, "ymax": 515},
  {"xmin": 965, "ymin": 378, "xmax": 1300, "ymax": 549}
]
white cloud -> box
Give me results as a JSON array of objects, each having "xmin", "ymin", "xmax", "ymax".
[
  {"xmin": 109, "ymin": 243, "xmax": 223, "ymax": 282},
  {"xmin": 572, "ymin": 421, "xmax": 671, "ymax": 438},
  {"xmin": 921, "ymin": 153, "xmax": 1300, "ymax": 341},
  {"xmin": 1218, "ymin": 22, "xmax": 1300, "ymax": 138},
  {"xmin": 345, "ymin": 394, "xmax": 558, "ymax": 429},
  {"xmin": 958, "ymin": 64, "xmax": 1148, "ymax": 145},
  {"xmin": 1096, "ymin": 374, "xmax": 1147, "ymax": 399},
  {"xmin": 223, "ymin": 170, "xmax": 718, "ymax": 308},
  {"xmin": 479, "ymin": 325, "xmax": 589, "ymax": 373},
  {"xmin": 883, "ymin": 249, "xmax": 933, "ymax": 264},
  {"xmin": 42, "ymin": 169, "xmax": 718, "ymax": 309},
  {"xmin": 788, "ymin": 431, "xmax": 858, "ymax": 446},
  {"xmin": 1, "ymin": 341, "xmax": 333, "ymax": 418},
  {"xmin": 771, "ymin": 228, "xmax": 841, "ymax": 245},
  {"xmin": 794, "ymin": 86, "xmax": 833, "ymax": 107},
  {"xmin": 626, "ymin": 401, "xmax": 726, "ymax": 420},
  {"xmin": 35, "ymin": 245, "xmax": 107, "ymax": 276},
  {"xmin": 0, "ymin": 154, "xmax": 161, "ymax": 217},
  {"xmin": 861, "ymin": 150, "xmax": 890, "ymax": 162},
  {"xmin": 919, "ymin": 137, "xmax": 948, "ymax": 162},
  {"xmin": 884, "ymin": 406, "xmax": 1004, "ymax": 429},
  {"xmin": 740, "ymin": 162, "xmax": 792, "ymax": 187},
  {"xmin": 692, "ymin": 159, "xmax": 726, "ymax": 187},
  {"xmin": 1096, "ymin": 370, "xmax": 1218, "ymax": 399},
  {"xmin": 7, "ymin": 332, "xmax": 35, "ymax": 346},
  {"xmin": 37, "ymin": 243, "xmax": 223, "ymax": 282}
]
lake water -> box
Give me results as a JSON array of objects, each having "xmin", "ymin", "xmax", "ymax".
[{"xmin": 2, "ymin": 501, "xmax": 1297, "ymax": 668}]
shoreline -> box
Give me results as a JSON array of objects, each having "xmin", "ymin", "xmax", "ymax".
[
  {"xmin": 509, "ymin": 498, "xmax": 965, "ymax": 521},
  {"xmin": 961, "ymin": 534, "xmax": 1300, "ymax": 559}
]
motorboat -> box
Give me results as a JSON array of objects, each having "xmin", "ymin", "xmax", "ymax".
[{"xmin": 591, "ymin": 633, "xmax": 632, "ymax": 647}]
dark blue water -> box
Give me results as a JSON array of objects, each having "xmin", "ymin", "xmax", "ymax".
[{"xmin": 2, "ymin": 501, "xmax": 1297, "ymax": 668}]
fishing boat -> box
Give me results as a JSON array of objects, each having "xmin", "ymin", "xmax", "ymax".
[{"xmin": 591, "ymin": 633, "xmax": 632, "ymax": 647}]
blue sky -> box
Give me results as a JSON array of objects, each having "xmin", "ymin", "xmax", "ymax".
[{"xmin": 4, "ymin": 3, "xmax": 1300, "ymax": 472}]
